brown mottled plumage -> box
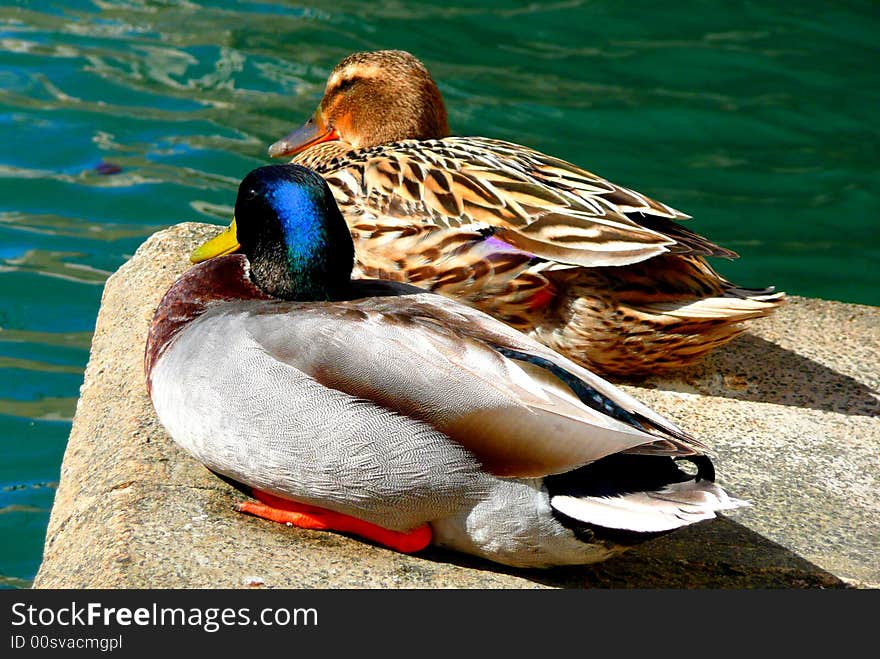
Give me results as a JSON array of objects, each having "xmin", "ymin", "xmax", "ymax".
[{"xmin": 269, "ymin": 50, "xmax": 784, "ymax": 376}]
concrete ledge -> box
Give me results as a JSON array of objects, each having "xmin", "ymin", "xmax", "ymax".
[{"xmin": 34, "ymin": 223, "xmax": 879, "ymax": 588}]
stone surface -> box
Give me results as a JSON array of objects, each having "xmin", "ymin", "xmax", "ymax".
[{"xmin": 34, "ymin": 223, "xmax": 879, "ymax": 589}]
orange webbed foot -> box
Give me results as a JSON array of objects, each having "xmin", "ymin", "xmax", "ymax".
[{"xmin": 235, "ymin": 489, "xmax": 432, "ymax": 554}]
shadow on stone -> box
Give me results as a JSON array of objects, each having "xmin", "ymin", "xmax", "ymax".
[
  {"xmin": 623, "ymin": 334, "xmax": 879, "ymax": 418},
  {"xmin": 416, "ymin": 516, "xmax": 848, "ymax": 589}
]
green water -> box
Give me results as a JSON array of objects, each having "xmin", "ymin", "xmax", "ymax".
[{"xmin": 0, "ymin": 0, "xmax": 877, "ymax": 587}]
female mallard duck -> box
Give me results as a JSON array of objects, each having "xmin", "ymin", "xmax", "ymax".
[
  {"xmin": 145, "ymin": 164, "xmax": 743, "ymax": 567},
  {"xmin": 268, "ymin": 49, "xmax": 783, "ymax": 377}
]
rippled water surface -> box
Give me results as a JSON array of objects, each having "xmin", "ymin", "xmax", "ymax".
[{"xmin": 1, "ymin": 0, "xmax": 877, "ymax": 586}]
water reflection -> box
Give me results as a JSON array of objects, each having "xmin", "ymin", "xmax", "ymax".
[{"xmin": 0, "ymin": 397, "xmax": 77, "ymax": 423}]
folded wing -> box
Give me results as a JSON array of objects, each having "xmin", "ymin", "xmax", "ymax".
[
  {"xmin": 330, "ymin": 136, "xmax": 736, "ymax": 268},
  {"xmin": 252, "ymin": 293, "xmax": 706, "ymax": 478}
]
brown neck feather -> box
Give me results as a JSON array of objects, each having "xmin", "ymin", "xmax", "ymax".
[{"xmin": 144, "ymin": 255, "xmax": 271, "ymax": 392}]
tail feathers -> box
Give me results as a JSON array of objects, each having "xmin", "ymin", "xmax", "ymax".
[
  {"xmin": 642, "ymin": 290, "xmax": 785, "ymax": 322},
  {"xmin": 726, "ymin": 286, "xmax": 786, "ymax": 302},
  {"xmin": 551, "ymin": 480, "xmax": 747, "ymax": 534}
]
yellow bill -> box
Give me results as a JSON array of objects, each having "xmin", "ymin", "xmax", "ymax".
[{"xmin": 190, "ymin": 219, "xmax": 240, "ymax": 263}]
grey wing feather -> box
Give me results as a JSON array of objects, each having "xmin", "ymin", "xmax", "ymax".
[{"xmin": 150, "ymin": 305, "xmax": 489, "ymax": 531}]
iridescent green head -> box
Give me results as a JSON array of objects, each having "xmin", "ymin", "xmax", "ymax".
[{"xmin": 192, "ymin": 164, "xmax": 355, "ymax": 300}]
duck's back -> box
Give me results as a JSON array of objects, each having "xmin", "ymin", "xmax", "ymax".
[{"xmin": 294, "ymin": 136, "xmax": 733, "ymax": 264}]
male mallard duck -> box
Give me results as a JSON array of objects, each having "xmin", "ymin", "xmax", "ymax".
[
  {"xmin": 145, "ymin": 164, "xmax": 743, "ymax": 567},
  {"xmin": 268, "ymin": 50, "xmax": 783, "ymax": 377}
]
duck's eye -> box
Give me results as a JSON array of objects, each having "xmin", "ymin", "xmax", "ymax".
[
  {"xmin": 336, "ymin": 77, "xmax": 358, "ymax": 93},
  {"xmin": 245, "ymin": 188, "xmax": 258, "ymax": 201}
]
